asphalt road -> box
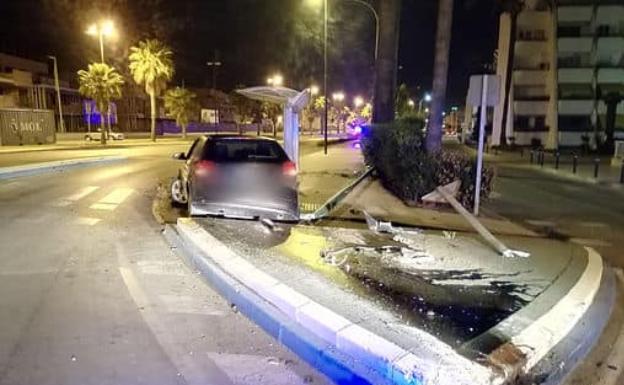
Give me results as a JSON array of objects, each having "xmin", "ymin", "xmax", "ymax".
[
  {"xmin": 485, "ymin": 164, "xmax": 624, "ymax": 270},
  {"xmin": 484, "ymin": 161, "xmax": 624, "ymax": 385},
  {"xmin": 0, "ymin": 145, "xmax": 330, "ymax": 385}
]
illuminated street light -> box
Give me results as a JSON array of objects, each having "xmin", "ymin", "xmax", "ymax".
[
  {"xmin": 424, "ymin": 93, "xmax": 432, "ymax": 102},
  {"xmin": 332, "ymin": 92, "xmax": 345, "ymax": 102},
  {"xmin": 310, "ymin": 85, "xmax": 320, "ymax": 95},
  {"xmin": 86, "ymin": 19, "xmax": 117, "ymax": 63},
  {"xmin": 425, "ymin": 108, "xmax": 430, "ymax": 113},
  {"xmin": 408, "ymin": 99, "xmax": 415, "ymax": 108},
  {"xmin": 354, "ymin": 96, "xmax": 364, "ymax": 108},
  {"xmin": 267, "ymin": 74, "xmax": 283, "ymax": 87}
]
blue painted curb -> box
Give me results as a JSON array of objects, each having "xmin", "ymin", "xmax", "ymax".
[{"xmin": 164, "ymin": 224, "xmax": 393, "ymax": 385}]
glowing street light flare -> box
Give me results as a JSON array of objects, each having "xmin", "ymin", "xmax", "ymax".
[
  {"xmin": 332, "ymin": 92, "xmax": 345, "ymax": 102},
  {"xmin": 310, "ymin": 85, "xmax": 319, "ymax": 95},
  {"xmin": 408, "ymin": 99, "xmax": 415, "ymax": 107},
  {"xmin": 424, "ymin": 93, "xmax": 432, "ymax": 102},
  {"xmin": 354, "ymin": 96, "xmax": 364, "ymax": 107},
  {"xmin": 85, "ymin": 19, "xmax": 117, "ymax": 63}
]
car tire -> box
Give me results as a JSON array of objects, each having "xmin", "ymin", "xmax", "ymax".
[{"xmin": 170, "ymin": 178, "xmax": 187, "ymax": 206}]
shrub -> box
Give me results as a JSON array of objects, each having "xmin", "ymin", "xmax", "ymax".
[{"xmin": 361, "ymin": 118, "xmax": 494, "ymax": 208}]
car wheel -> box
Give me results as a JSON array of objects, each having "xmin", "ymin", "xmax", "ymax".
[{"xmin": 170, "ymin": 178, "xmax": 187, "ymax": 205}]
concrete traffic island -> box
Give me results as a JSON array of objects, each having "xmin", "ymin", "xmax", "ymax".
[{"xmin": 168, "ymin": 216, "xmax": 613, "ymax": 385}]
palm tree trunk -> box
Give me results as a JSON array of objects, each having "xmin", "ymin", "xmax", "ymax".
[
  {"xmin": 150, "ymin": 91, "xmax": 157, "ymax": 142},
  {"xmin": 182, "ymin": 124, "xmax": 187, "ymax": 139},
  {"xmin": 372, "ymin": 0, "xmax": 401, "ymax": 124},
  {"xmin": 499, "ymin": 12, "xmax": 518, "ymax": 147},
  {"xmin": 426, "ymin": 0, "xmax": 454, "ymax": 153}
]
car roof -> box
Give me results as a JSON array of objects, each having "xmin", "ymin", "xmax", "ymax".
[{"xmin": 205, "ymin": 134, "xmax": 278, "ymax": 142}]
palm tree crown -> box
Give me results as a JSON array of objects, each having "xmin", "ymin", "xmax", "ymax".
[
  {"xmin": 128, "ymin": 39, "xmax": 174, "ymax": 96},
  {"xmin": 77, "ymin": 63, "xmax": 124, "ymax": 115},
  {"xmin": 164, "ymin": 87, "xmax": 197, "ymax": 137}
]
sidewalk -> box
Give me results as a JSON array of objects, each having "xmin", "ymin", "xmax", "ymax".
[{"xmin": 481, "ymin": 148, "xmax": 624, "ymax": 188}]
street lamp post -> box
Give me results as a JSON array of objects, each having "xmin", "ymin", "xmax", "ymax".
[
  {"xmin": 206, "ymin": 50, "xmax": 222, "ymax": 90},
  {"xmin": 47, "ymin": 55, "xmax": 65, "ymax": 133},
  {"xmin": 323, "ymin": 0, "xmax": 329, "ymax": 154},
  {"xmin": 347, "ymin": 0, "xmax": 379, "ymax": 60},
  {"xmin": 86, "ymin": 20, "xmax": 116, "ymax": 63}
]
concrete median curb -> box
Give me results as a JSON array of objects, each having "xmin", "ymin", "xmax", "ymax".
[
  {"xmin": 173, "ymin": 217, "xmax": 506, "ymax": 385},
  {"xmin": 0, "ymin": 156, "xmax": 127, "ymax": 180}
]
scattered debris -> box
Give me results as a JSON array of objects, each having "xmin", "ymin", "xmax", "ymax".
[{"xmin": 443, "ymin": 231, "xmax": 456, "ymax": 240}]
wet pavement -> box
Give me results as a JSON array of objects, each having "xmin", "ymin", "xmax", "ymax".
[{"xmin": 194, "ymin": 217, "xmax": 587, "ymax": 352}]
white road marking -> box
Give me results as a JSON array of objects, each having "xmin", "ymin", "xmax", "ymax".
[
  {"xmin": 89, "ymin": 187, "xmax": 134, "ymax": 211},
  {"xmin": 525, "ymin": 219, "xmax": 556, "ymax": 227},
  {"xmin": 75, "ymin": 217, "xmax": 101, "ymax": 226},
  {"xmin": 98, "ymin": 187, "xmax": 134, "ymax": 205},
  {"xmin": 570, "ymin": 238, "xmax": 612, "ymax": 248},
  {"xmin": 578, "ymin": 221, "xmax": 609, "ymax": 228},
  {"xmin": 89, "ymin": 202, "xmax": 118, "ymax": 211},
  {"xmin": 117, "ymin": 243, "xmax": 235, "ymax": 385},
  {"xmin": 53, "ymin": 186, "xmax": 100, "ymax": 207}
]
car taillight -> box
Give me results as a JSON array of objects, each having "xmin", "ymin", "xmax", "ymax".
[
  {"xmin": 282, "ymin": 161, "xmax": 297, "ymax": 177},
  {"xmin": 195, "ymin": 160, "xmax": 216, "ymax": 176}
]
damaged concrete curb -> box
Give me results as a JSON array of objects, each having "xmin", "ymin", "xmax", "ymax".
[
  {"xmin": 173, "ymin": 217, "xmax": 505, "ymax": 385},
  {"xmin": 0, "ymin": 156, "xmax": 127, "ymax": 180}
]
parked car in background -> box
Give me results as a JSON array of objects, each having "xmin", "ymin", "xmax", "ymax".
[
  {"xmin": 84, "ymin": 130, "xmax": 124, "ymax": 141},
  {"xmin": 171, "ymin": 135, "xmax": 299, "ymax": 221}
]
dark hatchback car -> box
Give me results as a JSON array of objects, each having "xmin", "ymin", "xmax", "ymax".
[{"xmin": 171, "ymin": 135, "xmax": 299, "ymax": 221}]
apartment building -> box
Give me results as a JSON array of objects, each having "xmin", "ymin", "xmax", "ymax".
[{"xmin": 492, "ymin": 0, "xmax": 624, "ymax": 148}]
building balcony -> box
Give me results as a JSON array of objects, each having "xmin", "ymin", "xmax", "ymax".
[
  {"xmin": 597, "ymin": 68, "xmax": 624, "ymax": 84},
  {"xmin": 558, "ymin": 37, "xmax": 593, "ymax": 53},
  {"xmin": 559, "ymin": 99, "xmax": 594, "ymax": 115},
  {"xmin": 514, "ymin": 69, "xmax": 549, "ymax": 85},
  {"xmin": 595, "ymin": 5, "xmax": 624, "ymax": 33},
  {"xmin": 514, "ymin": 100, "xmax": 549, "ymax": 116},
  {"xmin": 597, "ymin": 101, "xmax": 624, "ymax": 115},
  {"xmin": 595, "ymin": 37, "xmax": 624, "ymax": 66},
  {"xmin": 558, "ymin": 6, "xmax": 593, "ymax": 24},
  {"xmin": 558, "ymin": 68, "xmax": 594, "ymax": 84}
]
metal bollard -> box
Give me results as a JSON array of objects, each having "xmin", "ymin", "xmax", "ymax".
[
  {"xmin": 621, "ymin": 161, "xmax": 624, "ymax": 184},
  {"xmin": 540, "ymin": 150, "xmax": 545, "ymax": 167},
  {"xmin": 530, "ymin": 150, "xmax": 534, "ymax": 164},
  {"xmin": 555, "ymin": 152, "xmax": 560, "ymax": 169},
  {"xmin": 593, "ymin": 158, "xmax": 600, "ymax": 178},
  {"xmin": 573, "ymin": 155, "xmax": 578, "ymax": 174}
]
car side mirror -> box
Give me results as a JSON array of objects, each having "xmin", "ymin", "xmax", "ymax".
[{"xmin": 172, "ymin": 152, "xmax": 187, "ymax": 160}]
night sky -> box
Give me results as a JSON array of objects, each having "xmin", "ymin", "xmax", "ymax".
[{"xmin": 0, "ymin": 0, "xmax": 499, "ymax": 106}]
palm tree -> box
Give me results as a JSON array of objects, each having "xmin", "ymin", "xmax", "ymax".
[
  {"xmin": 164, "ymin": 87, "xmax": 198, "ymax": 139},
  {"xmin": 128, "ymin": 39, "xmax": 174, "ymax": 142},
  {"xmin": 372, "ymin": 0, "xmax": 401, "ymax": 124},
  {"xmin": 498, "ymin": 0, "xmax": 525, "ymax": 147},
  {"xmin": 77, "ymin": 63, "xmax": 124, "ymax": 145},
  {"xmin": 426, "ymin": 0, "xmax": 454, "ymax": 153}
]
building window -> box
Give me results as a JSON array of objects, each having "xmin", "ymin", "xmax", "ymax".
[
  {"xmin": 559, "ymin": 115, "xmax": 592, "ymax": 132},
  {"xmin": 514, "ymin": 115, "xmax": 548, "ymax": 131},
  {"xmin": 558, "ymin": 26, "xmax": 581, "ymax": 37},
  {"xmin": 559, "ymin": 84, "xmax": 594, "ymax": 100},
  {"xmin": 596, "ymin": 25, "xmax": 611, "ymax": 37}
]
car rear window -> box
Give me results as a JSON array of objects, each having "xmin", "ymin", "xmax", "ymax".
[{"xmin": 202, "ymin": 139, "xmax": 289, "ymax": 163}]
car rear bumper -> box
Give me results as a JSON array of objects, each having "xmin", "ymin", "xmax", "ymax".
[{"xmin": 189, "ymin": 201, "xmax": 300, "ymax": 222}]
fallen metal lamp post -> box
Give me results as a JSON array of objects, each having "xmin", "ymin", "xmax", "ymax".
[{"xmin": 434, "ymin": 184, "xmax": 530, "ymax": 259}]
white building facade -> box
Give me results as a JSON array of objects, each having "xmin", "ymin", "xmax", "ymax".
[{"xmin": 492, "ymin": 0, "xmax": 624, "ymax": 148}]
